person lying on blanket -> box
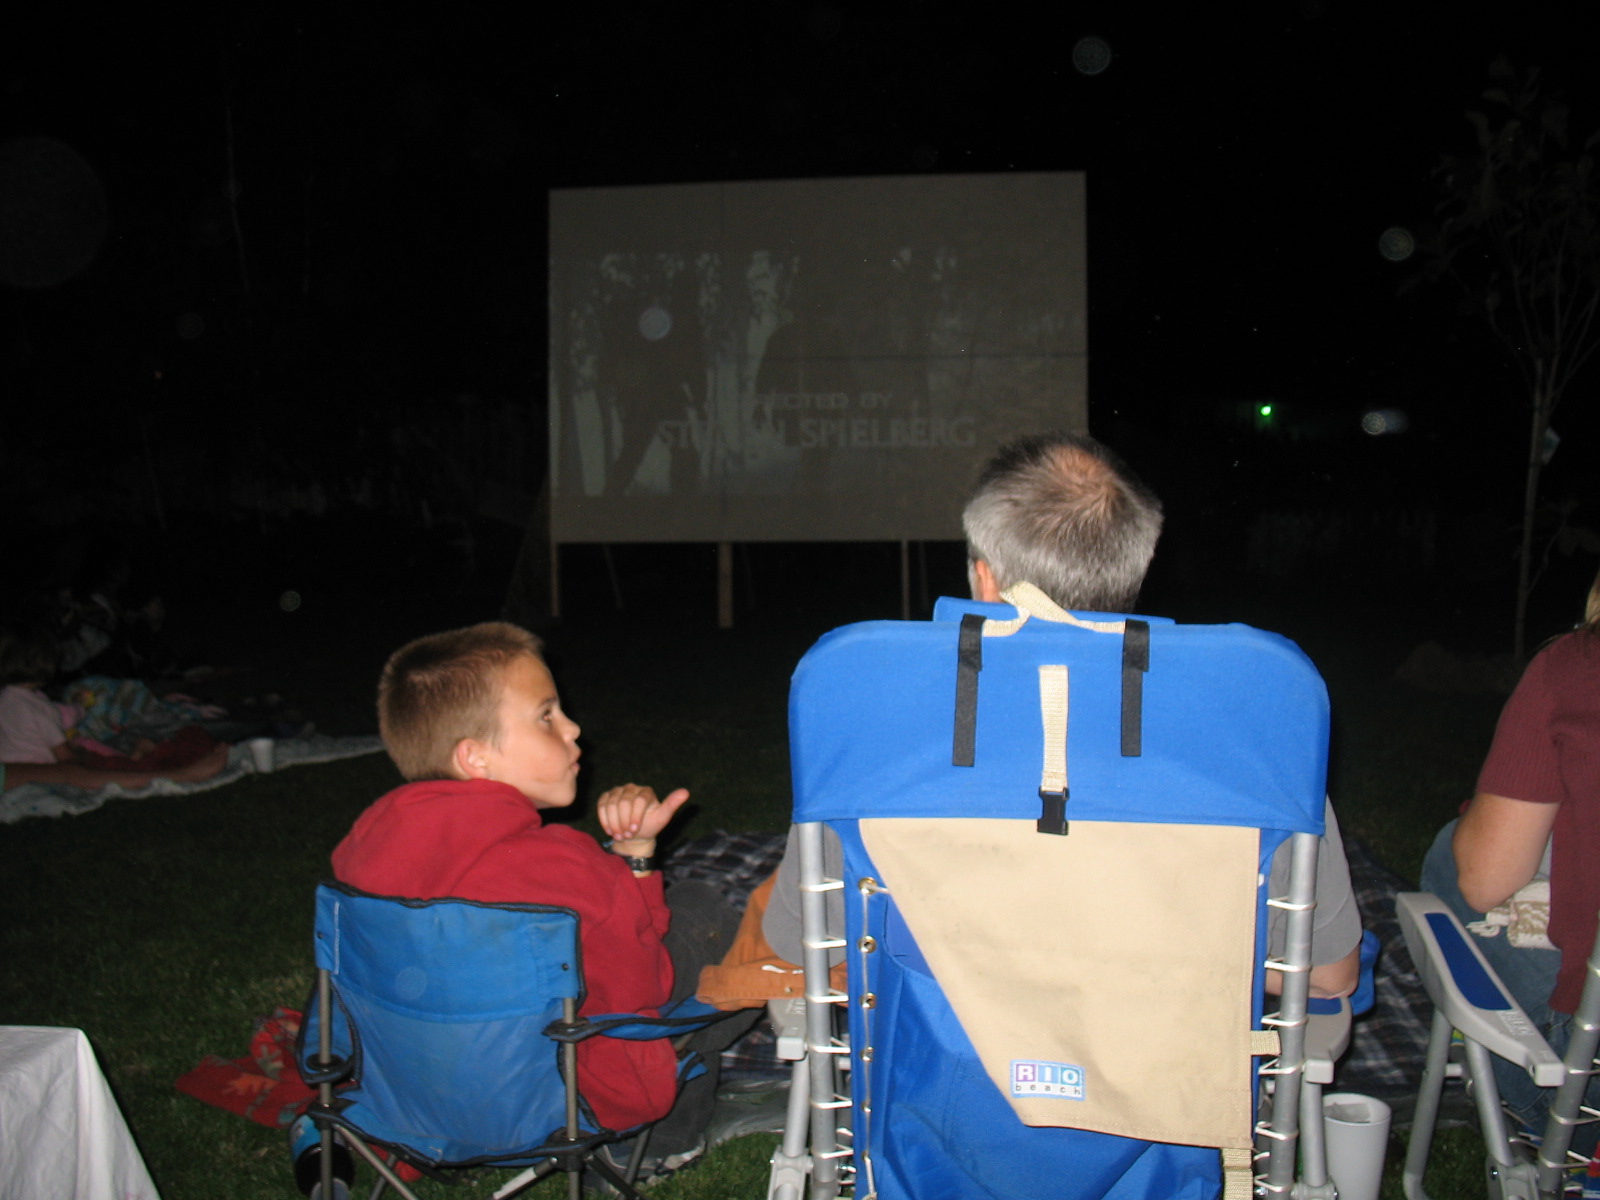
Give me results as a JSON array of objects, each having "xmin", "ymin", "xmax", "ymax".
[
  {"xmin": 0, "ymin": 622, "xmax": 225, "ymax": 775},
  {"xmin": 704, "ymin": 432, "xmax": 1361, "ymax": 1010}
]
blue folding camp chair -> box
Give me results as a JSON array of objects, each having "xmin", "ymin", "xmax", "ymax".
[
  {"xmin": 767, "ymin": 584, "xmax": 1357, "ymax": 1200},
  {"xmin": 1396, "ymin": 891, "xmax": 1600, "ymax": 1199},
  {"xmin": 295, "ymin": 880, "xmax": 732, "ymax": 1200}
]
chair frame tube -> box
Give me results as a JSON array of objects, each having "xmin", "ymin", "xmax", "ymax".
[
  {"xmin": 799, "ymin": 819, "xmax": 850, "ymax": 1200},
  {"xmin": 1535, "ymin": 932, "xmax": 1600, "ymax": 1197},
  {"xmin": 1261, "ymin": 830, "xmax": 1318, "ymax": 1196}
]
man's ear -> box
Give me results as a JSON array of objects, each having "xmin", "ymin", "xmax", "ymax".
[
  {"xmin": 970, "ymin": 558, "xmax": 1003, "ymax": 603},
  {"xmin": 451, "ymin": 737, "xmax": 491, "ymax": 781}
]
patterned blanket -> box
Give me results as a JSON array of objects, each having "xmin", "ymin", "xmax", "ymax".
[
  {"xmin": 1335, "ymin": 837, "xmax": 1431, "ymax": 1098},
  {"xmin": 664, "ymin": 828, "xmax": 786, "ymax": 911},
  {"xmin": 663, "ymin": 828, "xmax": 1433, "ymax": 1096},
  {"xmin": 664, "ymin": 830, "xmax": 790, "ymax": 1080}
]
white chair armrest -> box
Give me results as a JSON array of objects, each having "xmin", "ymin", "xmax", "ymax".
[
  {"xmin": 1395, "ymin": 891, "xmax": 1563, "ymax": 1088},
  {"xmin": 768, "ymin": 996, "xmax": 807, "ymax": 1062},
  {"xmin": 1304, "ymin": 998, "xmax": 1351, "ymax": 1086}
]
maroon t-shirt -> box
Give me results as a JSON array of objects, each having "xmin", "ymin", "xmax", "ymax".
[
  {"xmin": 1477, "ymin": 631, "xmax": 1600, "ymax": 1014},
  {"xmin": 332, "ymin": 778, "xmax": 676, "ymax": 1129}
]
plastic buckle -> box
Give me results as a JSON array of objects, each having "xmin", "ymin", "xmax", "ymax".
[{"xmin": 1037, "ymin": 788, "xmax": 1069, "ymax": 836}]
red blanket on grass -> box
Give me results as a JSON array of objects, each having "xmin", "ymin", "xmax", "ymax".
[
  {"xmin": 176, "ymin": 1008, "xmax": 426, "ymax": 1183},
  {"xmin": 175, "ymin": 1007, "xmax": 315, "ymax": 1129}
]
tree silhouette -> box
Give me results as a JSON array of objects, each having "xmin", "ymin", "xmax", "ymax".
[{"xmin": 1414, "ymin": 58, "xmax": 1600, "ymax": 659}]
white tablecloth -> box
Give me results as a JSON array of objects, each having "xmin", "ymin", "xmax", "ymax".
[{"xmin": 0, "ymin": 1026, "xmax": 161, "ymax": 1200}]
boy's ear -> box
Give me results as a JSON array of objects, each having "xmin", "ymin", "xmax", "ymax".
[{"xmin": 451, "ymin": 737, "xmax": 491, "ymax": 781}]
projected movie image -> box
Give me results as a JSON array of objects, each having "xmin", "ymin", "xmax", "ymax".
[{"xmin": 550, "ymin": 174, "xmax": 1086, "ymax": 543}]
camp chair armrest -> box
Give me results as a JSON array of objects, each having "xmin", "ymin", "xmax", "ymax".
[
  {"xmin": 544, "ymin": 1002, "xmax": 744, "ymax": 1044},
  {"xmin": 298, "ymin": 1054, "xmax": 354, "ymax": 1086},
  {"xmin": 768, "ymin": 996, "xmax": 806, "ymax": 1062},
  {"xmin": 1303, "ymin": 999, "xmax": 1350, "ymax": 1085},
  {"xmin": 1395, "ymin": 891, "xmax": 1564, "ymax": 1088},
  {"xmin": 1300, "ymin": 930, "xmax": 1379, "ymax": 1083}
]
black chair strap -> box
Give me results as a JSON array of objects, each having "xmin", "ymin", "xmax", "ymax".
[
  {"xmin": 1120, "ymin": 619, "xmax": 1150, "ymax": 757},
  {"xmin": 952, "ymin": 613, "xmax": 985, "ymax": 766}
]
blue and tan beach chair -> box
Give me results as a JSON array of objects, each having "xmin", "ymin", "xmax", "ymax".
[{"xmin": 768, "ymin": 584, "xmax": 1356, "ymax": 1200}]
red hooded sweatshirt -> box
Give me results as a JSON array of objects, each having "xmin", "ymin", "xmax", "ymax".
[{"xmin": 331, "ymin": 778, "xmax": 676, "ymax": 1130}]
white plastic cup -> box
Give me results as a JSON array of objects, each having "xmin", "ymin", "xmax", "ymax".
[
  {"xmin": 247, "ymin": 737, "xmax": 275, "ymax": 773},
  {"xmin": 1322, "ymin": 1092, "xmax": 1391, "ymax": 1200}
]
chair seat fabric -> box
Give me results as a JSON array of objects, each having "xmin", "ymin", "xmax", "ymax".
[{"xmin": 304, "ymin": 885, "xmax": 587, "ymax": 1165}]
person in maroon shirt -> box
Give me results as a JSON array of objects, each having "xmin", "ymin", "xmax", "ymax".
[
  {"xmin": 1422, "ymin": 568, "xmax": 1600, "ymax": 1141},
  {"xmin": 332, "ymin": 621, "xmax": 747, "ymax": 1178}
]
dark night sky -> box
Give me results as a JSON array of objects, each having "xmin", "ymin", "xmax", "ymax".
[{"xmin": 3, "ymin": 3, "xmax": 1598, "ymax": 563}]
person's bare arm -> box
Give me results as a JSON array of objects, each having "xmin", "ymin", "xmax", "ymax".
[
  {"xmin": 3, "ymin": 743, "xmax": 229, "ymax": 791},
  {"xmin": 1453, "ymin": 791, "xmax": 1557, "ymax": 912},
  {"xmin": 1264, "ymin": 942, "xmax": 1361, "ymax": 999},
  {"xmin": 55, "ymin": 741, "xmax": 140, "ymax": 767},
  {"xmin": 1309, "ymin": 944, "xmax": 1360, "ymax": 998}
]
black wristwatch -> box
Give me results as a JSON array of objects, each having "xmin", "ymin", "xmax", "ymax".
[{"xmin": 620, "ymin": 854, "xmax": 656, "ymax": 874}]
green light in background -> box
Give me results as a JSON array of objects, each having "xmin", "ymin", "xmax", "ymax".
[{"xmin": 1258, "ymin": 404, "xmax": 1273, "ymax": 417}]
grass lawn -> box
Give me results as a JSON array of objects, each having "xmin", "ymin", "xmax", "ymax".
[{"xmin": 0, "ymin": 540, "xmax": 1565, "ymax": 1199}]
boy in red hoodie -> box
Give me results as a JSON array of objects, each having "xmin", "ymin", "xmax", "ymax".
[{"xmin": 332, "ymin": 621, "xmax": 743, "ymax": 1175}]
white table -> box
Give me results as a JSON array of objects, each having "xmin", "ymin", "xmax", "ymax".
[{"xmin": 0, "ymin": 1026, "xmax": 161, "ymax": 1200}]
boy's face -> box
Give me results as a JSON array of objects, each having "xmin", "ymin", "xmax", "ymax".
[{"xmin": 474, "ymin": 655, "xmax": 582, "ymax": 809}]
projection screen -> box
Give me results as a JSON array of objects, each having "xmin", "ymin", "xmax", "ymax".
[{"xmin": 549, "ymin": 172, "xmax": 1086, "ymax": 544}]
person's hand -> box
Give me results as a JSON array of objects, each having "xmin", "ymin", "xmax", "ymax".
[{"xmin": 596, "ymin": 783, "xmax": 690, "ymax": 854}]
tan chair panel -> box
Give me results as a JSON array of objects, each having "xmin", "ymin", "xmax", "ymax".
[{"xmin": 860, "ymin": 816, "xmax": 1260, "ymax": 1148}]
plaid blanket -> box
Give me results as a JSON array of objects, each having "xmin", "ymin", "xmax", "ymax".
[
  {"xmin": 1335, "ymin": 837, "xmax": 1431, "ymax": 1098},
  {"xmin": 664, "ymin": 828, "xmax": 1435, "ymax": 1096},
  {"xmin": 664, "ymin": 829, "xmax": 789, "ymax": 1080},
  {"xmin": 663, "ymin": 828, "xmax": 786, "ymax": 912}
]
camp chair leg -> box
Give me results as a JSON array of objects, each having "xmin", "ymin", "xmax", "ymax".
[
  {"xmin": 489, "ymin": 1158, "xmax": 561, "ymax": 1200},
  {"xmin": 1404, "ymin": 1008, "xmax": 1543, "ymax": 1200},
  {"xmin": 768, "ymin": 1056, "xmax": 812, "ymax": 1200},
  {"xmin": 1403, "ymin": 1010, "xmax": 1457, "ymax": 1200},
  {"xmin": 339, "ymin": 1130, "xmax": 425, "ymax": 1200},
  {"xmin": 1295, "ymin": 1077, "xmax": 1336, "ymax": 1199},
  {"xmin": 1535, "ymin": 1003, "xmax": 1600, "ymax": 1197},
  {"xmin": 1459, "ymin": 1037, "xmax": 1540, "ymax": 1200},
  {"xmin": 582, "ymin": 1152, "xmax": 652, "ymax": 1200}
]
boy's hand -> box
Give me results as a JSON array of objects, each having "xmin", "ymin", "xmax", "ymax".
[{"xmin": 597, "ymin": 783, "xmax": 690, "ymax": 854}]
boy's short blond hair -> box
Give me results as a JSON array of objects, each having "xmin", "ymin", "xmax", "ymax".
[{"xmin": 377, "ymin": 621, "xmax": 544, "ymax": 781}]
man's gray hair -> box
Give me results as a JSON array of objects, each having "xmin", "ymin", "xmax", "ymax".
[{"xmin": 962, "ymin": 432, "xmax": 1163, "ymax": 613}]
